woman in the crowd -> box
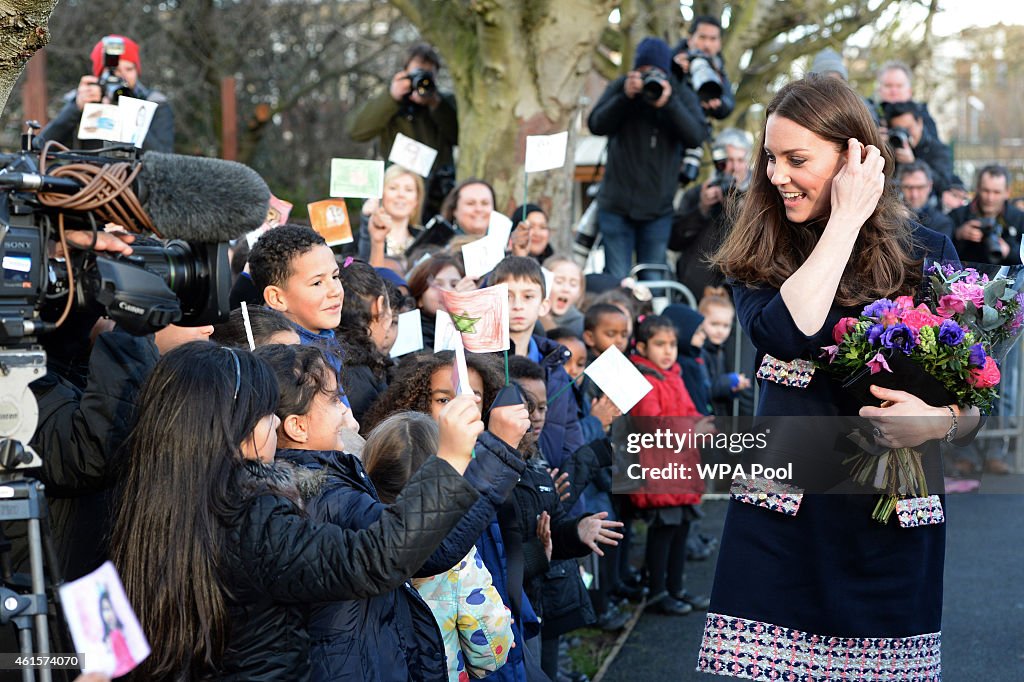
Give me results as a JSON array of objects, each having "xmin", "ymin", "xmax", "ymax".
[
  {"xmin": 358, "ymin": 164, "xmax": 425, "ymax": 265},
  {"xmin": 440, "ymin": 178, "xmax": 496, "ymax": 237}
]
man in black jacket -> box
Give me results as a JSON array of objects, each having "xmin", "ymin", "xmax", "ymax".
[
  {"xmin": 35, "ymin": 34, "xmax": 174, "ymax": 153},
  {"xmin": 588, "ymin": 37, "xmax": 707, "ymax": 279},
  {"xmin": 671, "ymin": 15, "xmax": 734, "ymax": 120},
  {"xmin": 896, "ymin": 161, "xmax": 955, "ymax": 240},
  {"xmin": 951, "ymin": 164, "xmax": 1024, "ymax": 265},
  {"xmin": 885, "ymin": 101, "xmax": 955, "ymax": 200}
]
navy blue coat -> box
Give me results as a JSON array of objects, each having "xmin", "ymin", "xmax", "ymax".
[{"xmin": 533, "ymin": 335, "xmax": 585, "ymax": 473}]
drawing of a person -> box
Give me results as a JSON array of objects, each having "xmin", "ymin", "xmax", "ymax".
[{"xmin": 99, "ymin": 589, "xmax": 135, "ymax": 676}]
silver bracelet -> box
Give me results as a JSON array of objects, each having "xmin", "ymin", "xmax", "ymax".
[{"xmin": 943, "ymin": 405, "xmax": 959, "ymax": 443}]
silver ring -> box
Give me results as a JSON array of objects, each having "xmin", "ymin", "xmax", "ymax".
[{"xmin": 872, "ymin": 427, "xmax": 882, "ymax": 439}]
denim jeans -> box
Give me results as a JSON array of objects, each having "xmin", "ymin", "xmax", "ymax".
[{"xmin": 597, "ymin": 208, "xmax": 673, "ymax": 280}]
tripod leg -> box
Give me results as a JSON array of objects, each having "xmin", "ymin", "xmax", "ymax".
[{"xmin": 26, "ymin": 519, "xmax": 50, "ymax": 682}]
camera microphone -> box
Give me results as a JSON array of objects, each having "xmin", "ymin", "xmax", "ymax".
[{"xmin": 137, "ymin": 152, "xmax": 271, "ymax": 242}]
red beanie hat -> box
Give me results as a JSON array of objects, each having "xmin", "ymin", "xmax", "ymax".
[{"xmin": 90, "ymin": 35, "xmax": 141, "ymax": 78}]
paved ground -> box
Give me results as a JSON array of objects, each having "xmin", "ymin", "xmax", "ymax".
[{"xmin": 602, "ymin": 476, "xmax": 1024, "ymax": 681}]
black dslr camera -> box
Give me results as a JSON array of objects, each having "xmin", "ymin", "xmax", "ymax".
[
  {"xmin": 888, "ymin": 126, "xmax": 911, "ymax": 151},
  {"xmin": 97, "ymin": 36, "xmax": 134, "ymax": 104},
  {"xmin": 706, "ymin": 145, "xmax": 736, "ymax": 194},
  {"xmin": 407, "ymin": 69, "xmax": 437, "ymax": 98},
  {"xmin": 978, "ymin": 216, "xmax": 1005, "ymax": 261},
  {"xmin": 641, "ymin": 68, "xmax": 669, "ymax": 104}
]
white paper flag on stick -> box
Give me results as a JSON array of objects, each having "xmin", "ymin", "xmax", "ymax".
[
  {"xmin": 462, "ymin": 236, "xmax": 507, "ymax": 279},
  {"xmin": 388, "ymin": 133, "xmax": 439, "ymax": 178},
  {"xmin": 452, "ymin": 336, "xmax": 475, "ymax": 396},
  {"xmin": 390, "ymin": 309, "xmax": 425, "ymax": 358},
  {"xmin": 487, "ymin": 211, "xmax": 514, "ymax": 247},
  {"xmin": 584, "ymin": 345, "xmax": 653, "ymax": 413},
  {"xmin": 241, "ymin": 302, "xmax": 256, "ymax": 351},
  {"xmin": 541, "ymin": 266, "xmax": 556, "ymax": 303},
  {"xmin": 524, "ymin": 131, "xmax": 569, "ymax": 173},
  {"xmin": 434, "ymin": 311, "xmax": 459, "ymax": 352}
]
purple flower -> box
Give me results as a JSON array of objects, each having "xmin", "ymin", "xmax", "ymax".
[
  {"xmin": 880, "ymin": 323, "xmax": 918, "ymax": 355},
  {"xmin": 868, "ymin": 352, "xmax": 892, "ymax": 375},
  {"xmin": 866, "ymin": 323, "xmax": 885, "ymax": 345},
  {"xmin": 964, "ymin": 268, "xmax": 980, "ymax": 285},
  {"xmin": 862, "ymin": 299, "xmax": 897, "ymax": 319},
  {"xmin": 938, "ymin": 319, "xmax": 965, "ymax": 345},
  {"xmin": 968, "ymin": 343, "xmax": 987, "ymax": 367},
  {"xmin": 819, "ymin": 345, "xmax": 840, "ymax": 363}
]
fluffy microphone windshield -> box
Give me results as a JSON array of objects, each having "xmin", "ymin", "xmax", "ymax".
[{"xmin": 138, "ymin": 152, "xmax": 271, "ymax": 242}]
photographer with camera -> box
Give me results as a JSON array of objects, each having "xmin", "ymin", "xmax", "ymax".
[
  {"xmin": 669, "ymin": 128, "xmax": 751, "ymax": 295},
  {"xmin": 671, "ymin": 16, "xmax": 734, "ymax": 120},
  {"xmin": 951, "ymin": 165, "xmax": 1024, "ymax": 265},
  {"xmin": 896, "ymin": 161, "xmax": 955, "ymax": 240},
  {"xmin": 587, "ymin": 37, "xmax": 707, "ymax": 279},
  {"xmin": 884, "ymin": 100, "xmax": 956, "ymax": 201},
  {"xmin": 347, "ymin": 44, "xmax": 458, "ymax": 222},
  {"xmin": 35, "ymin": 35, "xmax": 174, "ymax": 153}
]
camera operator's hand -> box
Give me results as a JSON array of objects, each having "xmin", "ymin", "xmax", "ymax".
[
  {"xmin": 893, "ymin": 139, "xmax": 915, "ymax": 164},
  {"xmin": 956, "ymin": 219, "xmax": 985, "ymax": 243},
  {"xmin": 57, "ymin": 229, "xmax": 135, "ymax": 257},
  {"xmin": 999, "ymin": 237, "xmax": 1011, "ymax": 259},
  {"xmin": 409, "ymin": 88, "xmax": 441, "ymax": 110},
  {"xmin": 698, "ymin": 179, "xmax": 724, "ymax": 216},
  {"xmin": 75, "ymin": 75, "xmax": 103, "ymax": 111},
  {"xmin": 624, "ymin": 71, "xmax": 643, "ymax": 99},
  {"xmin": 701, "ymin": 98, "xmax": 723, "ymax": 111},
  {"xmin": 673, "ymin": 53, "xmax": 691, "ymax": 74},
  {"xmin": 389, "ymin": 70, "xmax": 413, "ymax": 102},
  {"xmin": 651, "ymin": 78, "xmax": 673, "ymax": 109}
]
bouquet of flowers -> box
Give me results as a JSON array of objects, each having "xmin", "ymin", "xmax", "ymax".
[{"xmin": 818, "ymin": 263, "xmax": 1024, "ymax": 522}]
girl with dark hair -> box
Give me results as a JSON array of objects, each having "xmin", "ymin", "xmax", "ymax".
[
  {"xmin": 360, "ymin": 349, "xmax": 504, "ymax": 435},
  {"xmin": 336, "ymin": 258, "xmax": 393, "ymax": 424},
  {"xmin": 697, "ymin": 74, "xmax": 979, "ymax": 680},
  {"xmin": 257, "ymin": 343, "xmax": 529, "ymax": 682},
  {"xmin": 99, "ymin": 590, "xmax": 134, "ymax": 677},
  {"xmin": 211, "ymin": 304, "xmax": 300, "ymax": 348},
  {"xmin": 406, "ymin": 254, "xmax": 467, "ymax": 349},
  {"xmin": 364, "ymin": 412, "xmax": 514, "ymax": 682},
  {"xmin": 109, "ymin": 341, "xmax": 492, "ymax": 681}
]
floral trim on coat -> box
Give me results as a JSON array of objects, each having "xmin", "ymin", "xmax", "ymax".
[
  {"xmin": 896, "ymin": 495, "xmax": 945, "ymax": 528},
  {"xmin": 731, "ymin": 478, "xmax": 804, "ymax": 516}
]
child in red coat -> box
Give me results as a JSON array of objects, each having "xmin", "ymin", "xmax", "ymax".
[{"xmin": 630, "ymin": 315, "xmax": 712, "ymax": 615}]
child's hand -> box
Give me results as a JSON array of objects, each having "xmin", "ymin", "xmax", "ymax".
[
  {"xmin": 437, "ymin": 394, "xmax": 485, "ymax": 474},
  {"xmin": 695, "ymin": 415, "xmax": 717, "ymax": 435},
  {"xmin": 548, "ymin": 468, "xmax": 571, "ymax": 502},
  {"xmin": 537, "ymin": 511, "xmax": 553, "ymax": 562},
  {"xmin": 734, "ymin": 373, "xmax": 751, "ymax": 391},
  {"xmin": 488, "ymin": 403, "xmax": 532, "ymax": 449},
  {"xmin": 576, "ymin": 511, "xmax": 624, "ymax": 557},
  {"xmin": 590, "ymin": 395, "xmax": 621, "ymax": 430},
  {"xmin": 454, "ymin": 275, "xmax": 478, "ymax": 292}
]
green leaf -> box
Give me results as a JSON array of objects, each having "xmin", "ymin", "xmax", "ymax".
[
  {"xmin": 981, "ymin": 305, "xmax": 1001, "ymax": 330},
  {"xmin": 986, "ymin": 280, "xmax": 1006, "ymax": 305}
]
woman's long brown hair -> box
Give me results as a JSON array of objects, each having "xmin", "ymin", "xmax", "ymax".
[{"xmin": 712, "ymin": 73, "xmax": 921, "ymax": 306}]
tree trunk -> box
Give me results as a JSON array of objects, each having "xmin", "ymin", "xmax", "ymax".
[
  {"xmin": 0, "ymin": 0, "xmax": 57, "ymax": 118},
  {"xmin": 393, "ymin": 0, "xmax": 615, "ymax": 255}
]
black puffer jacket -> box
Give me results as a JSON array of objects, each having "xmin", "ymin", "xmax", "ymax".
[
  {"xmin": 277, "ymin": 434, "xmax": 525, "ymax": 682},
  {"xmin": 208, "ymin": 455, "xmax": 481, "ymax": 681}
]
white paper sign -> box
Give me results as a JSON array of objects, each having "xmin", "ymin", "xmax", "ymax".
[
  {"xmin": 524, "ymin": 131, "xmax": 569, "ymax": 173},
  {"xmin": 434, "ymin": 311, "xmax": 460, "ymax": 352},
  {"xmin": 59, "ymin": 561, "xmax": 151, "ymax": 677},
  {"xmin": 541, "ymin": 266, "xmax": 555, "ymax": 302},
  {"xmin": 584, "ymin": 345, "xmax": 653, "ymax": 413},
  {"xmin": 330, "ymin": 158, "xmax": 384, "ymax": 199},
  {"xmin": 453, "ymin": 337, "xmax": 475, "ymax": 396},
  {"xmin": 462, "ymin": 236, "xmax": 507, "ymax": 279},
  {"xmin": 388, "ymin": 132, "xmax": 439, "ymax": 178},
  {"xmin": 78, "ymin": 97, "xmax": 158, "ymax": 148},
  {"xmin": 390, "ymin": 309, "xmax": 425, "ymax": 358},
  {"xmin": 487, "ymin": 211, "xmax": 514, "ymax": 248}
]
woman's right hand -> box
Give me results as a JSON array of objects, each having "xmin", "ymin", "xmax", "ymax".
[
  {"xmin": 368, "ymin": 206, "xmax": 393, "ymax": 243},
  {"xmin": 437, "ymin": 394, "xmax": 485, "ymax": 474},
  {"xmin": 829, "ymin": 138, "xmax": 886, "ymax": 232}
]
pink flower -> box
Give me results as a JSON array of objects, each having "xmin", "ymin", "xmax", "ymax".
[
  {"xmin": 968, "ymin": 356, "xmax": 1001, "ymax": 388},
  {"xmin": 894, "ymin": 295, "xmax": 915, "ymax": 311},
  {"xmin": 867, "ymin": 352, "xmax": 892, "ymax": 375},
  {"xmin": 951, "ymin": 281, "xmax": 985, "ymax": 308},
  {"xmin": 936, "ymin": 295, "xmax": 966, "ymax": 318},
  {"xmin": 820, "ymin": 345, "xmax": 840, "ymax": 363},
  {"xmin": 902, "ymin": 304, "xmax": 942, "ymax": 332},
  {"xmin": 880, "ymin": 310, "xmax": 900, "ymax": 327},
  {"xmin": 832, "ymin": 317, "xmax": 858, "ymax": 344}
]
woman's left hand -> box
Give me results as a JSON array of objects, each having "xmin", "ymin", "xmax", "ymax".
[{"xmin": 859, "ymin": 385, "xmax": 950, "ymax": 448}]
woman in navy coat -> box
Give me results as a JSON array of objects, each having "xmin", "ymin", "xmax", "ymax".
[{"xmin": 695, "ymin": 74, "xmax": 981, "ymax": 681}]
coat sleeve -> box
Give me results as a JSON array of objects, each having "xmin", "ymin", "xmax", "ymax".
[
  {"xmin": 732, "ymin": 284, "xmax": 836, "ymax": 361},
  {"xmin": 659, "ymin": 83, "xmax": 708, "ymax": 149},
  {"xmin": 30, "ymin": 330, "xmax": 160, "ymax": 495},
  {"xmin": 457, "ymin": 548, "xmax": 513, "ymax": 677},
  {"xmin": 241, "ymin": 456, "xmax": 480, "ymax": 602},
  {"xmin": 142, "ymin": 100, "xmax": 174, "ymax": 153},
  {"xmin": 415, "ymin": 432, "xmax": 525, "ymax": 577},
  {"xmin": 347, "ymin": 90, "xmax": 401, "ymax": 142},
  {"xmin": 587, "ymin": 78, "xmax": 631, "ymax": 136},
  {"xmin": 428, "ymin": 93, "xmax": 459, "ymax": 149},
  {"xmin": 34, "ymin": 95, "xmax": 81, "ymax": 149}
]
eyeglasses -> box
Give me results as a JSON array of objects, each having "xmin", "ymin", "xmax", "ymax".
[{"xmin": 223, "ymin": 347, "xmax": 241, "ymax": 400}]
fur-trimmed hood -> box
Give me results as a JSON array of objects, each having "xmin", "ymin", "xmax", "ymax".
[{"xmin": 240, "ymin": 458, "xmax": 329, "ymax": 508}]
